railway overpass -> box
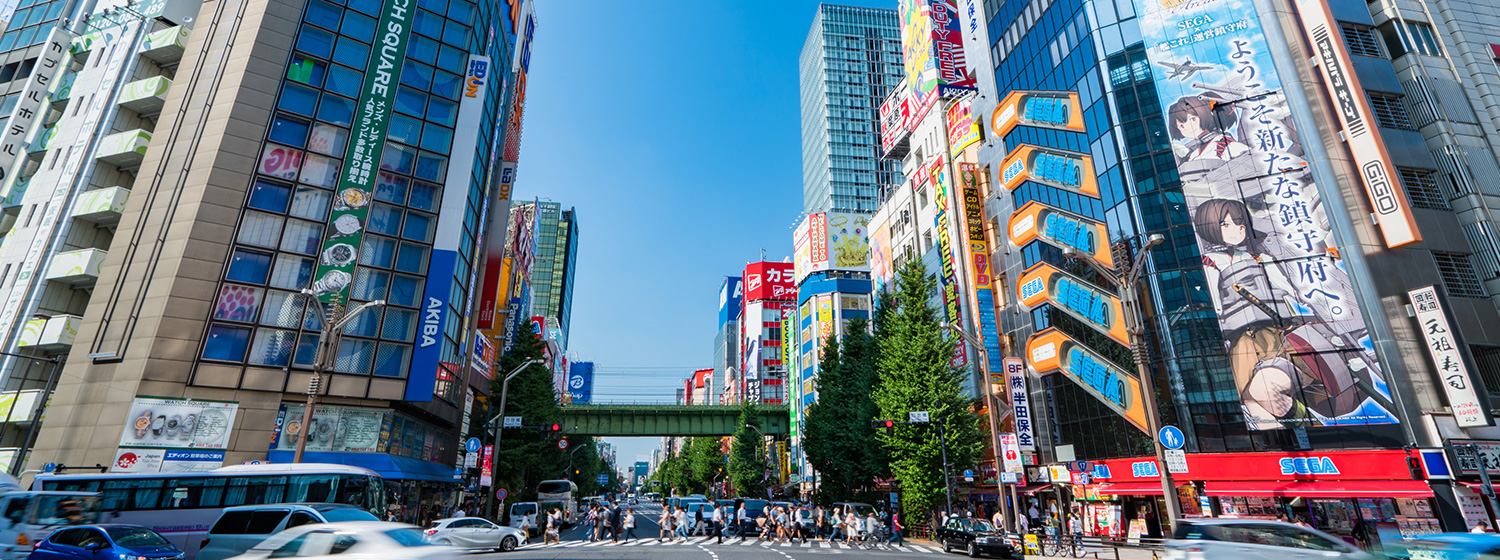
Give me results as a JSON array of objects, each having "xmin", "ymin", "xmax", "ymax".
[{"xmin": 556, "ymin": 404, "xmax": 790, "ymax": 436}]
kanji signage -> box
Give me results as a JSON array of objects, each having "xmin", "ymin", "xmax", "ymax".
[{"xmin": 1409, "ymin": 286, "xmax": 1490, "ymax": 427}]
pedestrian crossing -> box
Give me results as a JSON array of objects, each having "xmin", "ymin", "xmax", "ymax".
[{"xmin": 515, "ymin": 536, "xmax": 943, "ymax": 554}]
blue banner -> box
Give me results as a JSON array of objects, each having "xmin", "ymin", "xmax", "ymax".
[
  {"xmin": 407, "ymin": 249, "xmax": 457, "ymax": 401},
  {"xmin": 567, "ymin": 361, "xmax": 594, "ymax": 404}
]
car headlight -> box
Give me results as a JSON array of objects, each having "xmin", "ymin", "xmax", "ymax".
[{"xmin": 118, "ymin": 554, "xmax": 144, "ymax": 560}]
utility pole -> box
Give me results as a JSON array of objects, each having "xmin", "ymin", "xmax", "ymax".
[
  {"xmin": 294, "ymin": 295, "xmax": 385, "ymax": 463},
  {"xmin": 940, "ymin": 322, "xmax": 1011, "ymax": 531},
  {"xmin": 1063, "ymin": 234, "xmax": 1181, "ymax": 530}
]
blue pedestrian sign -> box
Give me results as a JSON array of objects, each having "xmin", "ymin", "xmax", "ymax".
[
  {"xmin": 1158, "ymin": 426, "xmax": 1185, "ymax": 450},
  {"xmin": 42, "ymin": 462, "xmax": 55, "ymax": 473},
  {"xmin": 464, "ymin": 437, "xmax": 481, "ymax": 453},
  {"xmin": 453, "ymin": 467, "xmax": 462, "ymax": 478}
]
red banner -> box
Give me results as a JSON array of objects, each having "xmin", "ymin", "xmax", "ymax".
[
  {"xmin": 480, "ymin": 445, "xmax": 494, "ymax": 486},
  {"xmin": 744, "ymin": 262, "xmax": 796, "ymax": 302}
]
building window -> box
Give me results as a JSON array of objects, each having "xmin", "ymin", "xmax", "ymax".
[
  {"xmin": 1341, "ymin": 24, "xmax": 1384, "ymax": 58},
  {"xmin": 1471, "ymin": 345, "xmax": 1500, "ymax": 398},
  {"xmin": 1433, "ymin": 251, "xmax": 1488, "ymax": 298},
  {"xmin": 1399, "ymin": 168, "xmax": 1449, "ymax": 210},
  {"xmin": 1367, "ymin": 93, "xmax": 1414, "ymax": 130},
  {"xmin": 1381, "ymin": 20, "xmax": 1443, "ymax": 58}
]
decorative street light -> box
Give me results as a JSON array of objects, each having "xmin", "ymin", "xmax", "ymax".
[
  {"xmin": 937, "ymin": 321, "xmax": 1011, "ymax": 531},
  {"xmin": 293, "ymin": 293, "xmax": 385, "ymax": 464},
  {"xmin": 483, "ymin": 358, "xmax": 545, "ymax": 518},
  {"xmin": 1061, "ymin": 233, "xmax": 1181, "ymax": 530}
]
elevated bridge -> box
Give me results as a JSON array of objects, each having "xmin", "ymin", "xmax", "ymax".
[{"xmin": 557, "ymin": 404, "xmax": 790, "ymax": 436}]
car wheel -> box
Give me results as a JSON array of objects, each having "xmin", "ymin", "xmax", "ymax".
[
  {"xmin": 499, "ymin": 536, "xmax": 517, "ymax": 552},
  {"xmin": 969, "ymin": 542, "xmax": 980, "ymax": 558},
  {"xmin": 943, "ymin": 540, "xmax": 952, "ymax": 553}
]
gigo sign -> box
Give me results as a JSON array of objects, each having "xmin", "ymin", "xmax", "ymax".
[
  {"xmin": 1015, "ymin": 262, "xmax": 1128, "ymax": 346},
  {"xmin": 1027, "ymin": 328, "xmax": 1148, "ymax": 433}
]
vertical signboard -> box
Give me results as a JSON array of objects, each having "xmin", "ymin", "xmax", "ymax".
[
  {"xmin": 0, "ymin": 28, "xmax": 72, "ymax": 193},
  {"xmin": 959, "ymin": 163, "xmax": 1003, "ymax": 387},
  {"xmin": 1130, "ymin": 0, "xmax": 1396, "ymax": 430},
  {"xmin": 480, "ymin": 445, "xmax": 493, "ymax": 486},
  {"xmin": 477, "ymin": 162, "xmax": 518, "ymax": 334},
  {"xmin": 1408, "ymin": 286, "xmax": 1490, "ymax": 427},
  {"xmin": 310, "ymin": 0, "xmax": 416, "ymax": 309},
  {"xmin": 999, "ymin": 433, "xmax": 1024, "ymax": 472},
  {"xmin": 1293, "ymin": 0, "xmax": 1420, "ymax": 247},
  {"xmin": 566, "ymin": 362, "xmax": 594, "ymax": 404},
  {"xmin": 1005, "ymin": 358, "xmax": 1036, "ymax": 450},
  {"xmin": 406, "ymin": 55, "xmax": 490, "ymax": 400},
  {"xmin": 930, "ymin": 158, "xmax": 966, "ymax": 368},
  {"xmin": 947, "ymin": 101, "xmax": 981, "ymax": 157}
]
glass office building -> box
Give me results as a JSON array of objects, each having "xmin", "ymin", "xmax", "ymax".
[
  {"xmin": 798, "ymin": 3, "xmax": 904, "ymax": 214},
  {"xmin": 518, "ymin": 201, "xmax": 577, "ymax": 353}
]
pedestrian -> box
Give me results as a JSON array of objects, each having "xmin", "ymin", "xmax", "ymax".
[
  {"xmin": 815, "ymin": 506, "xmax": 826, "ymax": 542},
  {"xmin": 1295, "ymin": 516, "xmax": 1312, "ymax": 528},
  {"xmin": 624, "ymin": 508, "xmax": 637, "ymax": 541},
  {"xmin": 453, "ymin": 505, "xmax": 466, "ymax": 518},
  {"xmin": 675, "ymin": 505, "xmax": 689, "ymax": 540},
  {"xmin": 829, "ymin": 508, "xmax": 843, "ymax": 543},
  {"xmin": 611, "ymin": 504, "xmax": 624, "ymax": 542},
  {"xmin": 545, "ymin": 508, "xmax": 561, "ymax": 545},
  {"xmin": 712, "ymin": 503, "xmax": 724, "ymax": 544},
  {"xmin": 659, "ymin": 506, "xmax": 673, "ymax": 541},
  {"xmin": 694, "ymin": 504, "xmax": 707, "ymax": 536},
  {"xmin": 1017, "ymin": 511, "xmax": 1029, "ymax": 535},
  {"xmin": 1474, "ymin": 521, "xmax": 1490, "ymax": 534},
  {"xmin": 518, "ymin": 512, "xmax": 532, "ymax": 543},
  {"xmin": 992, "ymin": 508, "xmax": 1004, "ymax": 531},
  {"xmin": 887, "ymin": 510, "xmax": 904, "ymax": 546},
  {"xmin": 865, "ymin": 512, "xmax": 881, "ymax": 548},
  {"xmin": 736, "ymin": 501, "xmax": 748, "ymax": 540}
]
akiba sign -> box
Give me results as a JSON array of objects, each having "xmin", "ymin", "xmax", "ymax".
[{"xmin": 407, "ymin": 250, "xmax": 457, "ymax": 401}]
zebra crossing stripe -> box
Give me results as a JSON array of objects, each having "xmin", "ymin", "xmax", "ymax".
[
  {"xmin": 912, "ymin": 545, "xmax": 934, "ymax": 553},
  {"xmin": 742, "ymin": 539, "xmax": 757, "ymax": 546},
  {"xmin": 584, "ymin": 541, "xmax": 606, "ymax": 547},
  {"xmin": 801, "ymin": 542, "xmax": 812, "ymax": 548}
]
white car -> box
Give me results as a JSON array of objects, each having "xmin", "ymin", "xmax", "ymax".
[
  {"xmin": 1165, "ymin": 519, "xmax": 1375, "ymax": 560},
  {"xmin": 424, "ymin": 517, "xmax": 526, "ymax": 551},
  {"xmin": 225, "ymin": 521, "xmax": 460, "ymax": 560}
]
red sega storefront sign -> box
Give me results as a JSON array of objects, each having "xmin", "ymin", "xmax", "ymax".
[{"xmin": 1092, "ymin": 450, "xmax": 1418, "ymax": 482}]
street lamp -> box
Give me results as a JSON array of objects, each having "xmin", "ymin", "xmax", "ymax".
[
  {"xmin": 484, "ymin": 358, "xmax": 545, "ymax": 517},
  {"xmin": 1061, "ymin": 233, "xmax": 1181, "ymax": 530},
  {"xmin": 937, "ymin": 321, "xmax": 1011, "ymax": 531},
  {"xmin": 293, "ymin": 294, "xmax": 385, "ymax": 463}
]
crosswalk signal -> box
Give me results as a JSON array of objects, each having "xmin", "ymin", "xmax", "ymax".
[{"xmin": 872, "ymin": 420, "xmax": 895, "ymax": 436}]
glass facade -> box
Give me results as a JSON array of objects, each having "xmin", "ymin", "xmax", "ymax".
[
  {"xmin": 200, "ymin": 0, "xmax": 516, "ymax": 401},
  {"xmin": 519, "ymin": 201, "xmax": 577, "ymax": 352},
  {"xmin": 798, "ymin": 4, "xmax": 903, "ymax": 214},
  {"xmin": 0, "ymin": 0, "xmax": 61, "ymax": 52}
]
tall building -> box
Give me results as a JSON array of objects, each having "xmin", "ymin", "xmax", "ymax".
[
  {"xmin": 741, "ymin": 261, "xmax": 795, "ymax": 405},
  {"xmin": 518, "ymin": 200, "xmax": 577, "ymax": 353},
  {"xmin": 797, "ymin": 4, "xmax": 904, "ymax": 214},
  {"xmin": 23, "ymin": 0, "xmax": 535, "ymax": 505},
  {"xmin": 713, "ymin": 276, "xmax": 741, "ymax": 404}
]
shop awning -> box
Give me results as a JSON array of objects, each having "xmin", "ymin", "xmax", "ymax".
[
  {"xmin": 1204, "ymin": 480, "xmax": 1433, "ymax": 498},
  {"xmin": 1096, "ymin": 482, "xmax": 1165, "ymax": 495},
  {"xmin": 267, "ymin": 450, "xmax": 459, "ymax": 483},
  {"xmin": 1017, "ymin": 484, "xmax": 1053, "ymax": 494}
]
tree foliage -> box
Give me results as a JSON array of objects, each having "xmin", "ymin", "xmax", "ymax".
[
  {"xmin": 489, "ymin": 320, "xmax": 566, "ymax": 517},
  {"xmin": 873, "ymin": 259, "xmax": 986, "ymax": 520},
  {"xmin": 730, "ymin": 400, "xmax": 769, "ymax": 497},
  {"xmin": 803, "ymin": 317, "xmax": 885, "ymax": 505}
]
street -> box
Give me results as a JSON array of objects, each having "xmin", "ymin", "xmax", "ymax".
[{"xmin": 491, "ymin": 503, "xmax": 955, "ymax": 558}]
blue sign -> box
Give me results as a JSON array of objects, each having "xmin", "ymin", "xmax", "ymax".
[
  {"xmin": 42, "ymin": 462, "xmax": 55, "ymax": 472},
  {"xmin": 465, "ymin": 437, "xmax": 482, "ymax": 453},
  {"xmin": 406, "ymin": 249, "xmax": 458, "ymax": 401},
  {"xmin": 963, "ymin": 469, "xmax": 975, "ymax": 479},
  {"xmin": 567, "ymin": 362, "xmax": 594, "ymax": 404},
  {"xmin": 454, "ymin": 467, "xmax": 462, "ymax": 477},
  {"xmin": 1158, "ymin": 426, "xmax": 1185, "ymax": 450},
  {"xmin": 719, "ymin": 277, "xmax": 742, "ymax": 327},
  {"xmin": 597, "ymin": 474, "xmax": 609, "ymax": 485},
  {"xmin": 1279, "ymin": 456, "xmax": 1341, "ymax": 475}
]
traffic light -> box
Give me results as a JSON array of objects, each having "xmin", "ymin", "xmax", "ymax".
[
  {"xmin": 872, "ymin": 419, "xmax": 895, "ymax": 436},
  {"xmin": 539, "ymin": 423, "xmax": 561, "ymax": 439}
]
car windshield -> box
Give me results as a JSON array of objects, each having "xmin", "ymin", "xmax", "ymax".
[
  {"xmin": 968, "ymin": 520, "xmax": 995, "ymax": 532},
  {"xmin": 742, "ymin": 500, "xmax": 768, "ymax": 513},
  {"xmin": 843, "ymin": 504, "xmax": 875, "ymax": 517},
  {"xmin": 106, "ymin": 527, "xmax": 170, "ymax": 547},
  {"xmin": 384, "ymin": 528, "xmax": 435, "ymax": 547},
  {"xmin": 317, "ymin": 508, "xmax": 378, "ymax": 522}
]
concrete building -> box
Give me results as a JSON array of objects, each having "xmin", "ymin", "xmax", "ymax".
[
  {"xmin": 798, "ymin": 3, "xmax": 904, "ymax": 215},
  {"xmin": 23, "ymin": 0, "xmax": 535, "ymax": 515}
]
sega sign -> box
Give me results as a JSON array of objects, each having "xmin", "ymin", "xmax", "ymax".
[
  {"xmin": 1279, "ymin": 456, "xmax": 1341, "ymax": 476},
  {"xmin": 1131, "ymin": 461, "xmax": 1160, "ymax": 478}
]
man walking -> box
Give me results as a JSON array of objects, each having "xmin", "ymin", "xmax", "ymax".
[
  {"xmin": 737, "ymin": 501, "xmax": 749, "ymax": 540},
  {"xmin": 712, "ymin": 503, "xmax": 725, "ymax": 544},
  {"xmin": 611, "ymin": 503, "xmax": 624, "ymax": 542}
]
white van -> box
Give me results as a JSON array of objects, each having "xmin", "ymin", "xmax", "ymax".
[
  {"xmin": 507, "ymin": 502, "xmax": 537, "ymax": 536},
  {"xmin": 0, "ymin": 491, "xmax": 101, "ymax": 560}
]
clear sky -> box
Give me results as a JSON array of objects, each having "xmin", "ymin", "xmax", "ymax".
[{"xmin": 515, "ymin": 0, "xmax": 896, "ymax": 466}]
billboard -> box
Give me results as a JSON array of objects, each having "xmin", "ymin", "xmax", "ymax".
[
  {"xmin": 1004, "ymin": 358, "xmax": 1035, "ymax": 450},
  {"xmin": 1293, "ymin": 0, "xmax": 1419, "ymax": 248},
  {"xmin": 998, "ymin": 144, "xmax": 1098, "ymax": 198},
  {"xmin": 990, "ymin": 91, "xmax": 1085, "ymax": 138},
  {"xmin": 1130, "ymin": 0, "xmax": 1397, "ymax": 429},
  {"xmin": 880, "ymin": 86, "xmax": 913, "ymax": 157},
  {"xmin": 567, "ymin": 362, "xmax": 594, "ymax": 405},
  {"xmin": 1015, "ymin": 262, "xmax": 1129, "ymax": 346},
  {"xmin": 1408, "ymin": 287, "xmax": 1490, "ymax": 427},
  {"xmin": 1007, "ymin": 201, "xmax": 1113, "ymax": 268},
  {"xmin": 958, "ymin": 163, "xmax": 1003, "ymax": 392},
  {"xmin": 929, "ymin": 158, "xmax": 966, "ymax": 368},
  {"xmin": 309, "ymin": 0, "xmax": 415, "ymax": 309},
  {"xmin": 744, "ymin": 262, "xmax": 796, "ymax": 302},
  {"xmin": 1026, "ymin": 328, "xmax": 1149, "ymax": 433},
  {"xmin": 868, "ymin": 210, "xmax": 894, "ymax": 293},
  {"xmin": 718, "ymin": 276, "xmax": 743, "ymax": 327},
  {"xmin": 946, "ymin": 101, "xmax": 981, "ymax": 156},
  {"xmin": 899, "ymin": 0, "xmax": 977, "ymax": 124},
  {"xmin": 827, "ymin": 213, "xmax": 870, "ymax": 270}
]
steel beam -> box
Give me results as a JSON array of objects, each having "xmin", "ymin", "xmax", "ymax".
[{"xmin": 557, "ymin": 405, "xmax": 790, "ymax": 436}]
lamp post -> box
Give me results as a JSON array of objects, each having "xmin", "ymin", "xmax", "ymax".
[
  {"xmin": 484, "ymin": 358, "xmax": 545, "ymax": 518},
  {"xmin": 938, "ymin": 322, "xmax": 1011, "ymax": 531},
  {"xmin": 1061, "ymin": 233, "xmax": 1180, "ymax": 530},
  {"xmin": 293, "ymin": 294, "xmax": 385, "ymax": 464}
]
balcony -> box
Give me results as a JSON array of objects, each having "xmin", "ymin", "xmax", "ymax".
[
  {"xmin": 15, "ymin": 315, "xmax": 81, "ymax": 350},
  {"xmin": 71, "ymin": 187, "xmax": 129, "ymax": 226},
  {"xmin": 118, "ymin": 76, "xmax": 170, "ymax": 116},
  {"xmin": 95, "ymin": 129, "xmax": 151, "ymax": 169},
  {"xmin": 140, "ymin": 26, "xmax": 189, "ymax": 65},
  {"xmin": 50, "ymin": 73, "xmax": 74, "ymax": 109},
  {"xmin": 45, "ymin": 248, "xmax": 106, "ymax": 286},
  {"xmin": 29, "ymin": 126, "xmax": 57, "ymax": 159}
]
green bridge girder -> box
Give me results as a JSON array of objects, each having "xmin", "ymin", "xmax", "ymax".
[{"xmin": 558, "ymin": 404, "xmax": 790, "ymax": 437}]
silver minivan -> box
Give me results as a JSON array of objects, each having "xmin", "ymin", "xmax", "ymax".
[{"xmin": 197, "ymin": 503, "xmax": 378, "ymax": 560}]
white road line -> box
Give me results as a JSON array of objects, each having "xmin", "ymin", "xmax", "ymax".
[
  {"xmin": 742, "ymin": 539, "xmax": 758, "ymax": 546},
  {"xmin": 912, "ymin": 545, "xmax": 935, "ymax": 553},
  {"xmin": 584, "ymin": 541, "xmax": 606, "ymax": 547},
  {"xmin": 562, "ymin": 541, "xmax": 585, "ymax": 547},
  {"xmin": 801, "ymin": 541, "xmax": 812, "ymax": 548}
]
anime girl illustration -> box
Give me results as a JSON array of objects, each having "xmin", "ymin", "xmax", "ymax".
[{"xmin": 1168, "ymin": 94, "xmax": 1250, "ymax": 164}]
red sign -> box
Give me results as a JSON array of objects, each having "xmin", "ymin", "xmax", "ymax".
[
  {"xmin": 743, "ymin": 262, "xmax": 796, "ymax": 302},
  {"xmin": 529, "ymin": 316, "xmax": 545, "ymax": 339},
  {"xmin": 1092, "ymin": 450, "xmax": 1418, "ymax": 482},
  {"xmin": 479, "ymin": 445, "xmax": 494, "ymax": 487}
]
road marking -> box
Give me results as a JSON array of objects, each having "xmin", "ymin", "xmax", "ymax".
[
  {"xmin": 801, "ymin": 541, "xmax": 812, "ymax": 548},
  {"xmin": 742, "ymin": 539, "xmax": 757, "ymax": 546},
  {"xmin": 912, "ymin": 545, "xmax": 934, "ymax": 553},
  {"xmin": 584, "ymin": 541, "xmax": 606, "ymax": 547}
]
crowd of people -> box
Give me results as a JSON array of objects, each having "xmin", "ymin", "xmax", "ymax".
[{"xmin": 648, "ymin": 501, "xmax": 905, "ymax": 548}]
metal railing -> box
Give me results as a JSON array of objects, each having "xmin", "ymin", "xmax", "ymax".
[{"xmin": 1009, "ymin": 533, "xmax": 1169, "ymax": 559}]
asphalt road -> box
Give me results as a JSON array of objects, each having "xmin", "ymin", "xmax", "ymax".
[{"xmin": 481, "ymin": 503, "xmax": 962, "ymax": 559}]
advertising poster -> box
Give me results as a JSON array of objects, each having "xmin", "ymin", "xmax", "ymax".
[
  {"xmin": 826, "ymin": 213, "xmax": 871, "ymax": 270},
  {"xmin": 930, "ymin": 158, "xmax": 966, "ymax": 368},
  {"xmin": 899, "ymin": 0, "xmax": 977, "ymax": 123},
  {"xmin": 272, "ymin": 404, "xmax": 387, "ymax": 453},
  {"xmin": 480, "ymin": 445, "xmax": 494, "ymax": 486},
  {"xmin": 1131, "ymin": 0, "xmax": 1394, "ymax": 430},
  {"xmin": 1408, "ymin": 286, "xmax": 1489, "ymax": 427},
  {"xmin": 999, "ymin": 433, "xmax": 1024, "ymax": 472},
  {"xmin": 817, "ymin": 295, "xmax": 834, "ymax": 354},
  {"xmin": 868, "ymin": 211, "xmax": 893, "ymax": 292},
  {"xmin": 567, "ymin": 361, "xmax": 594, "ymax": 405},
  {"xmin": 946, "ymin": 101, "xmax": 981, "ymax": 156},
  {"xmin": 118, "ymin": 397, "xmax": 238, "ymax": 450},
  {"xmin": 959, "ymin": 163, "xmax": 1003, "ymax": 386}
]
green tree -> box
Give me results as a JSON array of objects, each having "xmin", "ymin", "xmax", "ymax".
[
  {"xmin": 873, "ymin": 259, "xmax": 986, "ymax": 522},
  {"xmin": 803, "ymin": 318, "xmax": 886, "ymax": 505},
  {"xmin": 729, "ymin": 400, "xmax": 768, "ymax": 497},
  {"xmin": 489, "ymin": 320, "xmax": 566, "ymax": 518}
]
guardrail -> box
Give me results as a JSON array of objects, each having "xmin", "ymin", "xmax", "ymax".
[{"xmin": 997, "ymin": 533, "xmax": 1169, "ymax": 559}]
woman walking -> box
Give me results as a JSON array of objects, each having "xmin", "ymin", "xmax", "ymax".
[
  {"xmin": 623, "ymin": 508, "xmax": 637, "ymax": 542},
  {"xmin": 659, "ymin": 506, "xmax": 674, "ymax": 541}
]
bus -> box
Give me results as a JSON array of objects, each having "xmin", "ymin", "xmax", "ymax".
[
  {"xmin": 535, "ymin": 479, "xmax": 576, "ymax": 523},
  {"xmin": 32, "ymin": 463, "xmax": 384, "ymax": 558},
  {"xmin": 0, "ymin": 491, "xmax": 102, "ymax": 560}
]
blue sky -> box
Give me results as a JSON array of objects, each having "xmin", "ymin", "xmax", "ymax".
[{"xmin": 514, "ymin": 0, "xmax": 895, "ymax": 466}]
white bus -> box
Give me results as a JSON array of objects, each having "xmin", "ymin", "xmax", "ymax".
[
  {"xmin": 535, "ymin": 479, "xmax": 576, "ymax": 524},
  {"xmin": 32, "ymin": 463, "xmax": 384, "ymax": 559}
]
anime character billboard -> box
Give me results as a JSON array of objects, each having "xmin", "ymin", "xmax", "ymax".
[{"xmin": 1132, "ymin": 0, "xmax": 1397, "ymax": 429}]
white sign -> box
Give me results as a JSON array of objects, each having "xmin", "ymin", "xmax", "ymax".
[
  {"xmin": 1165, "ymin": 449, "xmax": 1189, "ymax": 474},
  {"xmin": 1005, "ymin": 358, "xmax": 1035, "ymax": 450},
  {"xmin": 1409, "ymin": 286, "xmax": 1488, "ymax": 427},
  {"xmin": 909, "ymin": 411, "xmax": 930, "ymax": 423},
  {"xmin": 0, "ymin": 27, "xmax": 73, "ymax": 191},
  {"xmin": 999, "ymin": 433, "xmax": 1024, "ymax": 473},
  {"xmin": 119, "ymin": 396, "xmax": 238, "ymax": 450},
  {"xmin": 503, "ymin": 416, "xmax": 522, "ymax": 428},
  {"xmin": 1454, "ymin": 485, "xmax": 1491, "ymax": 530}
]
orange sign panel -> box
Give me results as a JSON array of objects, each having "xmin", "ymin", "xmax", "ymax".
[
  {"xmin": 1026, "ymin": 328, "xmax": 1148, "ymax": 433},
  {"xmin": 998, "ymin": 145, "xmax": 1098, "ymax": 199},
  {"xmin": 1006, "ymin": 201, "xmax": 1113, "ymax": 269},
  {"xmin": 991, "ymin": 91, "xmax": 1086, "ymax": 138},
  {"xmin": 1015, "ymin": 262, "xmax": 1128, "ymax": 346}
]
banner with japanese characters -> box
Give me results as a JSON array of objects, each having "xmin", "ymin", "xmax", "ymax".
[
  {"xmin": 1408, "ymin": 286, "xmax": 1490, "ymax": 427},
  {"xmin": 1132, "ymin": 0, "xmax": 1395, "ymax": 429}
]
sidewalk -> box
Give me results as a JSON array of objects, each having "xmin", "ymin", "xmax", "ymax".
[{"xmin": 906, "ymin": 537, "xmax": 1162, "ymax": 560}]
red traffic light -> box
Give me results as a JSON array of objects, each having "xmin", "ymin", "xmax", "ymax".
[{"xmin": 550, "ymin": 423, "xmax": 561, "ymax": 431}]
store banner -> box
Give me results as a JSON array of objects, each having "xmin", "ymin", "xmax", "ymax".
[
  {"xmin": 1005, "ymin": 358, "xmax": 1035, "ymax": 450},
  {"xmin": 1027, "ymin": 328, "xmax": 1149, "ymax": 433},
  {"xmin": 118, "ymin": 397, "xmax": 238, "ymax": 450},
  {"xmin": 309, "ymin": 0, "xmax": 415, "ymax": 308},
  {"xmin": 1092, "ymin": 449, "xmax": 1424, "ymax": 482},
  {"xmin": 991, "ymin": 91, "xmax": 1085, "ymax": 138},
  {"xmin": 998, "ymin": 144, "xmax": 1098, "ymax": 198},
  {"xmin": 1408, "ymin": 286, "xmax": 1490, "ymax": 427},
  {"xmin": 1015, "ymin": 262, "xmax": 1129, "ymax": 346},
  {"xmin": 1129, "ymin": 0, "xmax": 1396, "ymax": 431},
  {"xmin": 1007, "ymin": 200, "xmax": 1113, "ymax": 268},
  {"xmin": 480, "ymin": 445, "xmax": 493, "ymax": 486},
  {"xmin": 0, "ymin": 27, "xmax": 72, "ymax": 192}
]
